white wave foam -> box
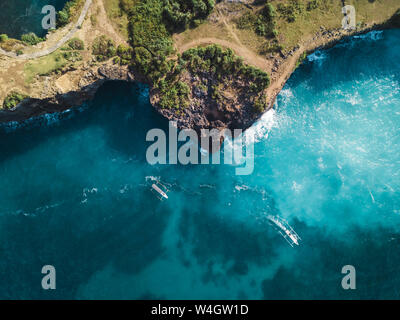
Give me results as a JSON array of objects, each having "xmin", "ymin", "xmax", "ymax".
[
  {"xmin": 307, "ymin": 50, "xmax": 327, "ymax": 66},
  {"xmin": 245, "ymin": 108, "xmax": 277, "ymax": 143},
  {"xmin": 354, "ymin": 30, "xmax": 383, "ymax": 41},
  {"xmin": 6, "ymin": 202, "xmax": 63, "ymax": 217},
  {"xmin": 145, "ymin": 176, "xmax": 159, "ymax": 182},
  {"xmin": 199, "ymin": 184, "xmax": 216, "ymax": 189},
  {"xmin": 278, "ymin": 88, "xmax": 295, "ymax": 107},
  {"xmin": 0, "ymin": 104, "xmax": 88, "ymax": 133},
  {"xmin": 119, "ymin": 184, "xmax": 130, "ymax": 194},
  {"xmin": 234, "ymin": 185, "xmax": 249, "ymax": 192}
]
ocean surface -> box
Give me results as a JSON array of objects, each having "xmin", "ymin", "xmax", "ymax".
[
  {"xmin": 0, "ymin": 29, "xmax": 399, "ymax": 299},
  {"xmin": 0, "ymin": 0, "xmax": 67, "ymax": 39}
]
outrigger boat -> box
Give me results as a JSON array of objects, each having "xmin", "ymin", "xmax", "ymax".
[
  {"xmin": 151, "ymin": 181, "xmax": 169, "ymax": 201},
  {"xmin": 267, "ymin": 215, "xmax": 301, "ymax": 247}
]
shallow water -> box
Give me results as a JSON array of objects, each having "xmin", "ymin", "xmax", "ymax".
[
  {"xmin": 0, "ymin": 0, "xmax": 67, "ymax": 38},
  {"xmin": 0, "ymin": 29, "xmax": 399, "ymax": 299}
]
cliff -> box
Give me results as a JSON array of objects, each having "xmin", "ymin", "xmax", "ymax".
[{"xmin": 0, "ymin": 0, "xmax": 399, "ymax": 131}]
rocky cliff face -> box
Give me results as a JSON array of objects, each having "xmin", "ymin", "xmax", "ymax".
[
  {"xmin": 0, "ymin": 64, "xmax": 135, "ymax": 123},
  {"xmin": 150, "ymin": 71, "xmax": 262, "ymax": 132},
  {"xmin": 1, "ymin": 16, "xmax": 399, "ymax": 130}
]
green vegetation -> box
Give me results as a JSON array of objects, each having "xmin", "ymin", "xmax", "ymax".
[
  {"xmin": 158, "ymin": 80, "xmax": 191, "ymax": 110},
  {"xmin": 253, "ymin": 94, "xmax": 268, "ymax": 113},
  {"xmin": 116, "ymin": 1, "xmax": 270, "ymax": 110},
  {"xmin": 92, "ymin": 35, "xmax": 134, "ymax": 65},
  {"xmin": 90, "ymin": 14, "xmax": 97, "ymax": 26},
  {"xmin": 66, "ymin": 37, "xmax": 84, "ymax": 50},
  {"xmin": 277, "ymin": 0, "xmax": 305, "ymax": 23},
  {"xmin": 0, "ymin": 34, "xmax": 8, "ymax": 42},
  {"xmin": 114, "ymin": 44, "xmax": 133, "ymax": 65},
  {"xmin": 237, "ymin": 3, "xmax": 277, "ymax": 39},
  {"xmin": 276, "ymin": 0, "xmax": 323, "ymax": 23},
  {"xmin": 156, "ymin": 45, "xmax": 270, "ymax": 110},
  {"xmin": 258, "ymin": 41, "xmax": 284, "ymax": 55},
  {"xmin": 57, "ymin": 0, "xmax": 83, "ymax": 27},
  {"xmin": 181, "ymin": 45, "xmax": 270, "ymax": 93},
  {"xmin": 163, "ymin": 0, "xmax": 215, "ymax": 31},
  {"xmin": 21, "ymin": 32, "xmax": 44, "ymax": 45},
  {"xmin": 60, "ymin": 50, "xmax": 82, "ymax": 62},
  {"xmin": 128, "ymin": 0, "xmax": 174, "ymax": 83},
  {"xmin": 126, "ymin": 0, "xmax": 216, "ymax": 84},
  {"xmin": 24, "ymin": 49, "xmax": 82, "ymax": 83},
  {"xmin": 235, "ymin": 3, "xmax": 280, "ymax": 54},
  {"xmin": 0, "ymin": 35, "xmax": 24, "ymax": 52},
  {"xmin": 295, "ymin": 51, "xmax": 307, "ymax": 69},
  {"xmin": 92, "ymin": 35, "xmax": 117, "ymax": 61},
  {"xmin": 3, "ymin": 91, "xmax": 28, "ymax": 110},
  {"xmin": 104, "ymin": 0, "xmax": 131, "ymax": 39},
  {"xmin": 306, "ymin": 0, "xmax": 322, "ymax": 11}
]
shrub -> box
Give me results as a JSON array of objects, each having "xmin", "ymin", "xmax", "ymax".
[
  {"xmin": 159, "ymin": 81, "xmax": 191, "ymax": 109},
  {"xmin": 236, "ymin": 12, "xmax": 257, "ymax": 30},
  {"xmin": 92, "ymin": 35, "xmax": 117, "ymax": 61},
  {"xmin": 236, "ymin": 4, "xmax": 277, "ymax": 39},
  {"xmin": 263, "ymin": 3, "xmax": 277, "ymax": 20},
  {"xmin": 0, "ymin": 34, "xmax": 8, "ymax": 42},
  {"xmin": 259, "ymin": 41, "xmax": 283, "ymax": 55},
  {"xmin": 21, "ymin": 32, "xmax": 44, "ymax": 45},
  {"xmin": 57, "ymin": 0, "xmax": 81, "ymax": 27},
  {"xmin": 253, "ymin": 94, "xmax": 268, "ymax": 113},
  {"xmin": 157, "ymin": 45, "xmax": 271, "ymax": 110},
  {"xmin": 67, "ymin": 38, "xmax": 84, "ymax": 50},
  {"xmin": 296, "ymin": 52, "xmax": 307, "ymax": 68},
  {"xmin": 3, "ymin": 91, "xmax": 28, "ymax": 110},
  {"xmin": 57, "ymin": 10, "xmax": 70, "ymax": 27},
  {"xmin": 113, "ymin": 56, "xmax": 121, "ymax": 65},
  {"xmin": 307, "ymin": 0, "xmax": 321, "ymax": 11},
  {"xmin": 277, "ymin": 0, "xmax": 304, "ymax": 23},
  {"xmin": 127, "ymin": 0, "xmax": 216, "ymax": 84},
  {"xmin": 163, "ymin": 0, "xmax": 215, "ymax": 32},
  {"xmin": 122, "ymin": 0, "xmax": 270, "ymax": 111},
  {"xmin": 117, "ymin": 44, "xmax": 132, "ymax": 59}
]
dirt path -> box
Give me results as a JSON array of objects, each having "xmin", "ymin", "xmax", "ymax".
[
  {"xmin": 97, "ymin": 0, "xmax": 128, "ymax": 45},
  {"xmin": 178, "ymin": 37, "xmax": 271, "ymax": 72},
  {"xmin": 176, "ymin": 7, "xmax": 274, "ymax": 75},
  {"xmin": 217, "ymin": 8, "xmax": 243, "ymax": 47},
  {"xmin": 0, "ymin": 0, "xmax": 92, "ymax": 60}
]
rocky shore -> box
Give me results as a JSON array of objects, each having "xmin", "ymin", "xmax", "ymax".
[
  {"xmin": 0, "ymin": 64, "xmax": 135, "ymax": 123},
  {"xmin": 0, "ymin": 9, "xmax": 398, "ymax": 131}
]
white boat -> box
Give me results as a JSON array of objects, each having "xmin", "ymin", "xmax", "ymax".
[
  {"xmin": 267, "ymin": 215, "xmax": 301, "ymax": 247},
  {"xmin": 150, "ymin": 181, "xmax": 169, "ymax": 200}
]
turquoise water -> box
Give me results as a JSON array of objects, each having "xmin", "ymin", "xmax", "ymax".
[
  {"xmin": 0, "ymin": 0, "xmax": 67, "ymax": 38},
  {"xmin": 0, "ymin": 29, "xmax": 399, "ymax": 299}
]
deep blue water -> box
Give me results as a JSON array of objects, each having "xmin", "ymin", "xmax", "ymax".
[
  {"xmin": 0, "ymin": 29, "xmax": 399, "ymax": 299},
  {"xmin": 0, "ymin": 0, "xmax": 67, "ymax": 38}
]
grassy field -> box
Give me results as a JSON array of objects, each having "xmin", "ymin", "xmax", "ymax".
[
  {"xmin": 24, "ymin": 49, "xmax": 82, "ymax": 84},
  {"xmin": 273, "ymin": 0, "xmax": 400, "ymax": 49},
  {"xmin": 103, "ymin": 0, "xmax": 131, "ymax": 40},
  {"xmin": 174, "ymin": 0, "xmax": 400, "ymax": 56}
]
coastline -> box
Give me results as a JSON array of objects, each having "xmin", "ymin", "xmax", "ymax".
[
  {"xmin": 264, "ymin": 21, "xmax": 400, "ymax": 114},
  {"xmin": 0, "ymin": 10, "xmax": 399, "ymax": 130}
]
